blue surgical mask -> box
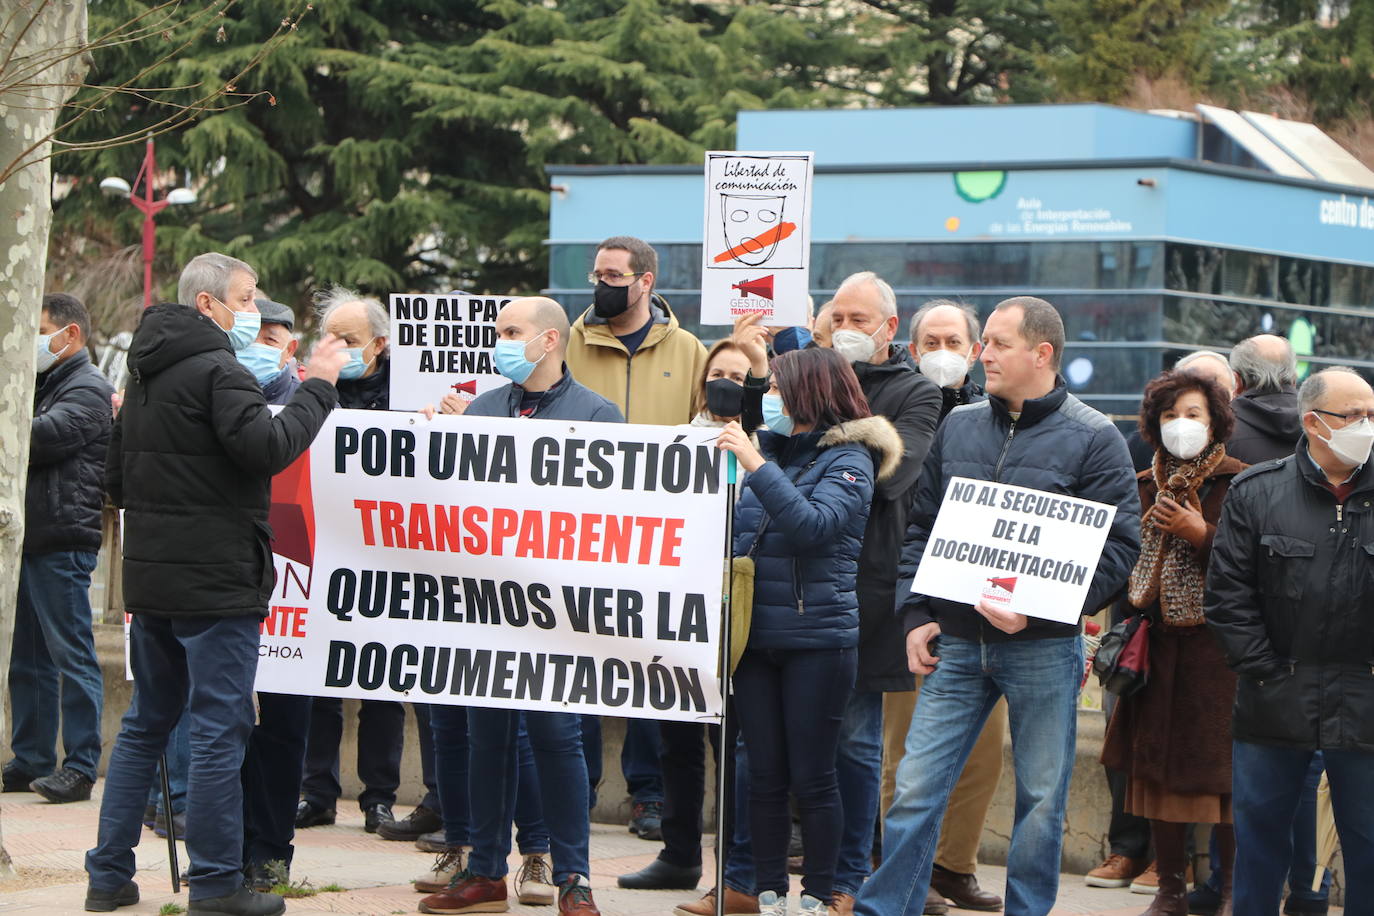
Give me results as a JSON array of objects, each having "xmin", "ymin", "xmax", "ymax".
[
  {"xmin": 339, "ymin": 339, "xmax": 377, "ymax": 380},
  {"xmin": 237, "ymin": 342, "xmax": 285, "ymax": 386},
  {"xmin": 762, "ymin": 393, "xmax": 794, "ymax": 436},
  {"xmin": 772, "ymin": 326, "xmax": 812, "ymax": 355},
  {"xmin": 494, "ymin": 332, "xmax": 549, "ymax": 384},
  {"xmin": 35, "ymin": 326, "xmax": 72, "ymax": 374},
  {"xmin": 209, "ymin": 298, "xmax": 261, "ymax": 352}
]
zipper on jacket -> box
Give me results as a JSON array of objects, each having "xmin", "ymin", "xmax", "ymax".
[
  {"xmin": 1336, "ymin": 503, "xmax": 1344, "ymax": 524},
  {"xmin": 623, "ymin": 356, "xmax": 633, "ymax": 421},
  {"xmin": 993, "ymin": 419, "xmax": 1018, "ymax": 483},
  {"xmin": 793, "ymin": 557, "xmax": 806, "ymax": 615}
]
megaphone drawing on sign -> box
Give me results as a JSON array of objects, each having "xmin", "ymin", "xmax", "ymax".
[{"xmin": 731, "ymin": 275, "xmax": 774, "ymax": 300}]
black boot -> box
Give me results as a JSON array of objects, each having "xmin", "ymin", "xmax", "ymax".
[
  {"xmin": 187, "ymin": 886, "xmax": 285, "ymax": 916},
  {"xmin": 1142, "ymin": 820, "xmax": 1189, "ymax": 916}
]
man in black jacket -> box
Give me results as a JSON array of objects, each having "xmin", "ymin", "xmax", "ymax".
[
  {"xmin": 5, "ymin": 294, "xmax": 113, "ymax": 805},
  {"xmin": 857, "ymin": 297, "xmax": 1140, "ymax": 916},
  {"xmin": 823, "ymin": 272, "xmax": 944, "ymax": 914},
  {"xmin": 1227, "ymin": 334, "xmax": 1302, "ymax": 464},
  {"xmin": 85, "ymin": 252, "xmax": 345, "ymax": 916},
  {"xmin": 1206, "ymin": 366, "xmax": 1374, "ymax": 915}
]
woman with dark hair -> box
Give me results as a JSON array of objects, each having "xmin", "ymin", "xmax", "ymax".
[
  {"xmin": 1101, "ymin": 369, "xmax": 1248, "ymax": 916},
  {"xmin": 689, "ymin": 314, "xmax": 769, "ymax": 430},
  {"xmin": 716, "ymin": 347, "xmax": 902, "ymax": 916}
]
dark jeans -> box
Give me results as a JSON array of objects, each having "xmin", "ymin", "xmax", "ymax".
[
  {"xmin": 302, "ymin": 698, "xmax": 438, "ymax": 810},
  {"xmin": 467, "ymin": 708, "xmax": 589, "ymax": 883},
  {"xmin": 658, "ymin": 721, "xmax": 721, "ymax": 868},
  {"xmin": 579, "ymin": 715, "xmax": 664, "ymax": 807},
  {"xmin": 834, "ymin": 689, "xmax": 883, "ymax": 896},
  {"xmin": 147, "ymin": 712, "xmax": 189, "ymax": 816},
  {"xmin": 241, "ymin": 692, "xmax": 312, "ymax": 868},
  {"xmin": 9, "ymin": 550, "xmax": 103, "ymax": 781},
  {"xmin": 1203, "ymin": 751, "xmax": 1331, "ymax": 903},
  {"xmin": 1233, "ymin": 741, "xmax": 1371, "ymax": 914},
  {"xmin": 86, "ymin": 615, "xmax": 260, "ymax": 901},
  {"xmin": 429, "ymin": 705, "xmax": 549, "ymax": 852},
  {"xmin": 733, "ymin": 646, "xmax": 856, "ymax": 901}
]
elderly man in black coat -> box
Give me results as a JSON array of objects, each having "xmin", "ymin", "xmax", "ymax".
[{"xmin": 85, "ymin": 253, "xmax": 345, "ymax": 916}]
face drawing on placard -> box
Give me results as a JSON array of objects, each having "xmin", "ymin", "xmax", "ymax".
[{"xmin": 721, "ymin": 194, "xmax": 786, "ymax": 266}]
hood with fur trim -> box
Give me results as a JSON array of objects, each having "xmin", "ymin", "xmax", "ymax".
[{"xmin": 819, "ymin": 415, "xmax": 904, "ymax": 483}]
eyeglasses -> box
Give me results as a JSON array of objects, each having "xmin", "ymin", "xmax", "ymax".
[
  {"xmin": 1313, "ymin": 408, "xmax": 1374, "ymax": 423},
  {"xmin": 587, "ymin": 271, "xmax": 643, "ymax": 286}
]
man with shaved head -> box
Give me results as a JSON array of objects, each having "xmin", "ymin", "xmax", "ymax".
[
  {"xmin": 1207, "ymin": 366, "xmax": 1374, "ymax": 914},
  {"xmin": 419, "ymin": 296, "xmax": 621, "ymax": 916}
]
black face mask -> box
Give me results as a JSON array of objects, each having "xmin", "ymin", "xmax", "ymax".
[
  {"xmin": 705, "ymin": 377, "xmax": 746, "ymax": 418},
  {"xmin": 592, "ymin": 280, "xmax": 631, "ymax": 319}
]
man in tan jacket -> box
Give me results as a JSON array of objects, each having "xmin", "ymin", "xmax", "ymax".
[
  {"xmin": 567, "ymin": 235, "xmax": 707, "ymax": 848},
  {"xmin": 568, "ymin": 236, "xmax": 707, "ymax": 426}
]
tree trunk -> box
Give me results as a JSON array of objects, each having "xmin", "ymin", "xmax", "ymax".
[{"xmin": 0, "ymin": 0, "xmax": 90, "ymax": 877}]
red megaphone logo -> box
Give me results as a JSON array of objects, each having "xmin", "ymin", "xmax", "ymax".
[
  {"xmin": 452, "ymin": 379, "xmax": 478, "ymax": 395},
  {"xmin": 731, "ymin": 275, "xmax": 774, "ymax": 300},
  {"xmin": 987, "ymin": 576, "xmax": 1018, "ymax": 593}
]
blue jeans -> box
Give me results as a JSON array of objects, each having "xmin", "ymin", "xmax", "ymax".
[
  {"xmin": 834, "ymin": 689, "xmax": 884, "ymax": 897},
  {"xmin": 86, "ymin": 615, "xmax": 260, "ymax": 901},
  {"xmin": 241, "ymin": 692, "xmax": 313, "ymax": 867},
  {"xmin": 858, "ymin": 635, "xmax": 1081, "ymax": 916},
  {"xmin": 9, "ymin": 551, "xmax": 103, "ymax": 781},
  {"xmin": 724, "ymin": 727, "xmax": 757, "ymax": 895},
  {"xmin": 467, "ymin": 708, "xmax": 588, "ymax": 883},
  {"xmin": 733, "ymin": 646, "xmax": 857, "ymax": 902},
  {"xmin": 1233, "ymin": 741, "xmax": 1374, "ymax": 914},
  {"xmin": 429, "ymin": 706, "xmax": 549, "ymax": 852},
  {"xmin": 1203, "ymin": 751, "xmax": 1331, "ymax": 904},
  {"xmin": 147, "ymin": 712, "xmax": 189, "ymax": 816},
  {"xmin": 579, "ymin": 715, "xmax": 664, "ymax": 806}
]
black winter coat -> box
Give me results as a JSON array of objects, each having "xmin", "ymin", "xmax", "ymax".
[
  {"xmin": 851, "ymin": 347, "xmax": 941, "ymax": 691},
  {"xmin": 735, "ymin": 417, "xmax": 903, "ymax": 651},
  {"xmin": 1205, "ymin": 442, "xmax": 1374, "ymax": 751},
  {"xmin": 26, "ymin": 351, "xmax": 114, "ymax": 554},
  {"xmin": 1228, "ymin": 388, "xmax": 1301, "ymax": 464},
  {"xmin": 464, "ymin": 368, "xmax": 624, "ymax": 422},
  {"xmin": 107, "ymin": 304, "xmax": 337, "ymax": 618},
  {"xmin": 898, "ymin": 381, "xmax": 1141, "ymax": 641}
]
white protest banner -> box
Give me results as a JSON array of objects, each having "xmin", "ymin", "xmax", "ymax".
[
  {"xmin": 700, "ymin": 151, "xmax": 813, "ymax": 327},
  {"xmin": 910, "ymin": 477, "xmax": 1117, "ymax": 625},
  {"xmin": 387, "ymin": 293, "xmax": 510, "ymax": 411},
  {"xmin": 253, "ymin": 409, "xmax": 727, "ymax": 722}
]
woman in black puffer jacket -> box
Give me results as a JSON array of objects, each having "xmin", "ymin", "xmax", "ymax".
[{"xmin": 717, "ymin": 347, "xmax": 902, "ymax": 916}]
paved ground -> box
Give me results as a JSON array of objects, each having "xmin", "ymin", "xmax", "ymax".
[{"xmin": 0, "ymin": 789, "xmax": 1338, "ymax": 915}]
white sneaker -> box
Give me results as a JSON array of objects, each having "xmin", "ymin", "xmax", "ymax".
[
  {"xmin": 412, "ymin": 844, "xmax": 470, "ymax": 893},
  {"xmin": 799, "ymin": 895, "xmax": 827, "ymax": 914},
  {"xmin": 515, "ymin": 852, "xmax": 557, "ymax": 905},
  {"xmin": 759, "ymin": 890, "xmax": 789, "ymax": 916}
]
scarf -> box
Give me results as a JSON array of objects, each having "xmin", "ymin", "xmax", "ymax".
[{"xmin": 1127, "ymin": 441, "xmax": 1226, "ymax": 626}]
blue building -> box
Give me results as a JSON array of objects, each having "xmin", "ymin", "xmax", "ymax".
[{"xmin": 545, "ymin": 103, "xmax": 1374, "ymax": 417}]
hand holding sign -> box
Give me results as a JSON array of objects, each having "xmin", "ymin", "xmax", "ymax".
[
  {"xmin": 973, "ymin": 599, "xmax": 1029, "ymax": 635},
  {"xmin": 731, "ymin": 312, "xmax": 771, "ymax": 377}
]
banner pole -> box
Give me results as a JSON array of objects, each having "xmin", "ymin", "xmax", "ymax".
[{"xmin": 714, "ymin": 452, "xmax": 737, "ymax": 916}]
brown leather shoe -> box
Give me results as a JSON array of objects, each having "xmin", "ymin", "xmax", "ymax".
[
  {"xmin": 923, "ymin": 886, "xmax": 949, "ymax": 915},
  {"xmin": 674, "ymin": 886, "xmax": 762, "ymax": 916},
  {"xmin": 558, "ymin": 875, "xmax": 600, "ymax": 915},
  {"xmin": 930, "ymin": 864, "xmax": 1002, "ymax": 911},
  {"xmin": 418, "ymin": 872, "xmax": 508, "ymax": 914},
  {"xmin": 1086, "ymin": 853, "xmax": 1149, "ymax": 888}
]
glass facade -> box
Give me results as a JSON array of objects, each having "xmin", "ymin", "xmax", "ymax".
[{"xmin": 547, "ymin": 240, "xmax": 1374, "ymax": 418}]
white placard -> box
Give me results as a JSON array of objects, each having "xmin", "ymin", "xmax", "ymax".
[
  {"xmin": 910, "ymin": 477, "xmax": 1118, "ymax": 625},
  {"xmin": 700, "ymin": 150, "xmax": 814, "ymax": 326},
  {"xmin": 387, "ymin": 293, "xmax": 510, "ymax": 411},
  {"xmin": 252, "ymin": 410, "xmax": 728, "ymax": 722}
]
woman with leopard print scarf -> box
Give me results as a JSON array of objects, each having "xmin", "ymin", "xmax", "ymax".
[{"xmin": 1101, "ymin": 369, "xmax": 1249, "ymax": 916}]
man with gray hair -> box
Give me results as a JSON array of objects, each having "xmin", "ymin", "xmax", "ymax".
[
  {"xmin": 86, "ymin": 253, "xmax": 346, "ymax": 915},
  {"xmin": 1206, "ymin": 365, "xmax": 1374, "ymax": 915},
  {"xmin": 824, "ymin": 271, "xmax": 946, "ymax": 914},
  {"xmin": 1228, "ymin": 334, "xmax": 1302, "ymax": 464},
  {"xmin": 296, "ymin": 287, "xmax": 445, "ymax": 844},
  {"xmin": 908, "ymin": 298, "xmax": 984, "ymax": 420}
]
